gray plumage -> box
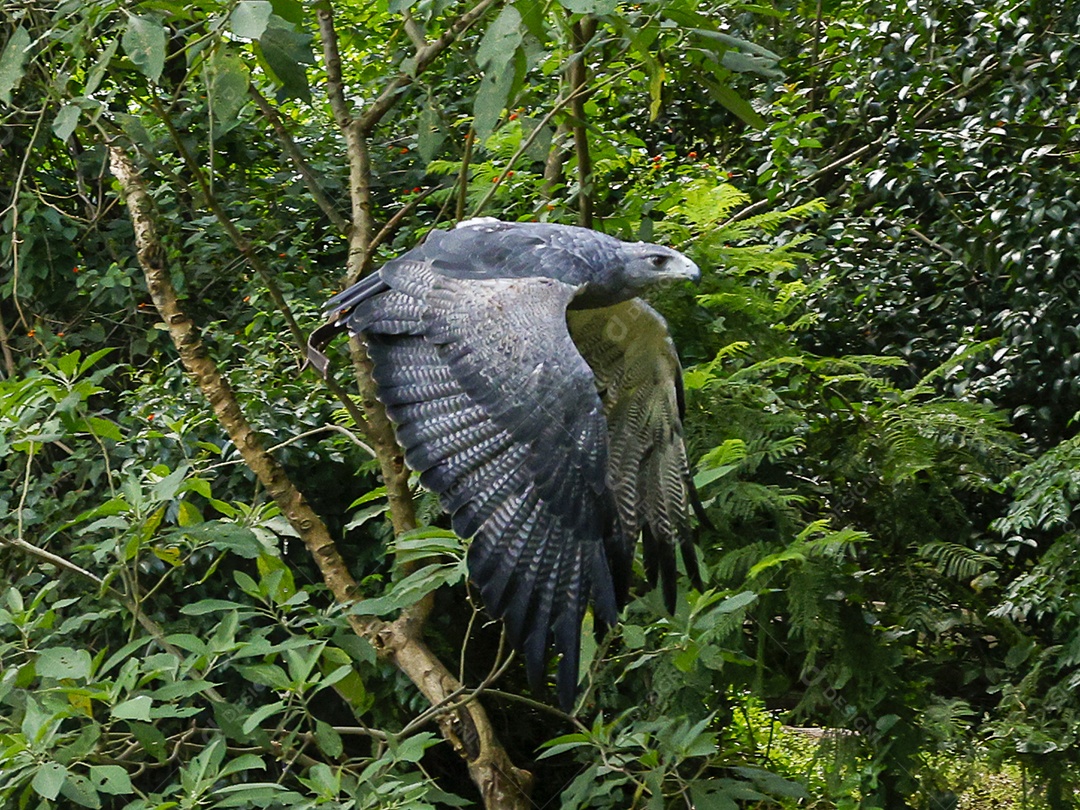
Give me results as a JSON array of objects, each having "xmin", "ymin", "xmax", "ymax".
[{"xmin": 308, "ymin": 219, "xmax": 705, "ymax": 710}]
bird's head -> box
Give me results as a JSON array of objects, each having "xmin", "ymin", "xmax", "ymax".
[{"xmin": 619, "ymin": 242, "xmax": 701, "ymax": 292}]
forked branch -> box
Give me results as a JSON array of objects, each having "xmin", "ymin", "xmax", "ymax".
[{"xmin": 108, "ymin": 145, "xmax": 533, "ymax": 808}]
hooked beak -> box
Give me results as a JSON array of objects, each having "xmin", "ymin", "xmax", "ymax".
[{"xmin": 655, "ymin": 251, "xmax": 701, "ymax": 284}]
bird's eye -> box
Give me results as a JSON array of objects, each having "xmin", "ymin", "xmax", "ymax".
[{"xmin": 649, "ymin": 256, "xmax": 667, "ymax": 268}]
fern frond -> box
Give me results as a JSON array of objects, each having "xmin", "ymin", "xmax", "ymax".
[
  {"xmin": 713, "ymin": 542, "xmax": 771, "ymax": 582},
  {"xmin": 721, "ymin": 197, "xmax": 827, "ymax": 237},
  {"xmin": 905, "ymin": 340, "xmax": 999, "ymax": 401},
  {"xmin": 917, "ymin": 541, "xmax": 999, "ymax": 581},
  {"xmin": 664, "ymin": 180, "xmax": 750, "ymax": 228}
]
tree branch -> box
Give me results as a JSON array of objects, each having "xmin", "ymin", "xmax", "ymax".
[
  {"xmin": 249, "ymin": 86, "xmax": 351, "ymax": 235},
  {"xmin": 356, "ymin": 0, "xmax": 501, "ymax": 136},
  {"xmin": 0, "ymin": 306, "xmax": 16, "ymax": 378},
  {"xmin": 107, "ymin": 147, "xmax": 531, "ymax": 806},
  {"xmin": 148, "ymin": 97, "xmax": 310, "ymax": 354},
  {"xmin": 310, "ymin": 4, "xmax": 535, "ymax": 804},
  {"xmin": 108, "ymin": 145, "xmax": 367, "ymax": 617},
  {"xmin": 314, "ymin": 2, "xmax": 417, "ymax": 545},
  {"xmin": 569, "ymin": 17, "xmax": 598, "ymax": 229}
]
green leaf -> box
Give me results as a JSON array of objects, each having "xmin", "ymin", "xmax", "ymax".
[
  {"xmin": 53, "ymin": 103, "xmax": 81, "ymax": 141},
  {"xmin": 622, "ymin": 624, "xmax": 646, "ymax": 649},
  {"xmin": 163, "ymin": 633, "xmax": 209, "ymax": 654},
  {"xmin": 182, "ymin": 521, "xmax": 261, "ymax": 558},
  {"xmin": 393, "ymin": 731, "xmax": 438, "ymax": 763},
  {"xmin": 85, "ymin": 38, "xmax": 119, "ymax": 95},
  {"xmin": 21, "ymin": 695, "xmax": 53, "ymax": 743},
  {"xmin": 473, "ymin": 68, "xmax": 514, "ymax": 142},
  {"xmin": 37, "ymin": 646, "xmax": 93, "ymax": 680},
  {"xmin": 704, "ymin": 81, "xmax": 766, "ymax": 130},
  {"xmin": 715, "ymin": 590, "xmax": 757, "ymax": 614},
  {"xmin": 694, "ymin": 463, "xmax": 739, "ymax": 489},
  {"xmin": 86, "ymin": 416, "xmax": 124, "ymax": 441},
  {"xmin": 270, "ymin": 0, "xmax": 304, "ymax": 24},
  {"xmin": 257, "ymin": 16, "xmax": 313, "ymax": 101},
  {"xmin": 537, "ymin": 732, "xmax": 589, "ymax": 759},
  {"xmin": 122, "ymin": 14, "xmax": 166, "ymax": 83},
  {"xmin": 129, "ymin": 722, "xmax": 168, "ymax": 761},
  {"xmin": 32, "ymin": 762, "xmax": 68, "ymax": 801},
  {"xmin": 557, "ymin": 0, "xmax": 617, "ymax": 13},
  {"xmin": 349, "ymin": 561, "xmax": 464, "ymax": 616},
  {"xmin": 242, "ymin": 700, "xmax": 285, "ymax": 734},
  {"xmin": 89, "ymin": 765, "xmax": 133, "ymax": 796},
  {"xmin": 230, "ymin": 0, "xmax": 273, "ymax": 39},
  {"xmin": 0, "ymin": 26, "xmax": 31, "ymax": 105},
  {"xmin": 417, "ymin": 100, "xmax": 444, "ymax": 165},
  {"xmin": 476, "ymin": 6, "xmax": 522, "ymax": 71},
  {"xmin": 219, "ymin": 753, "xmax": 266, "ymax": 778},
  {"xmin": 315, "ymin": 719, "xmax": 343, "ymax": 758},
  {"xmin": 181, "ymin": 598, "xmax": 251, "ymax": 615},
  {"xmin": 690, "ymin": 29, "xmax": 781, "ymax": 62},
  {"xmin": 60, "ymin": 773, "xmax": 102, "ymax": 809},
  {"xmin": 721, "ymin": 50, "xmax": 782, "ymax": 77},
  {"xmin": 648, "ymin": 62, "xmax": 664, "ymax": 120},
  {"xmin": 111, "ymin": 695, "xmax": 152, "ymax": 721},
  {"xmin": 731, "ymin": 766, "xmax": 810, "ymax": 799},
  {"xmin": 207, "ymin": 50, "xmax": 251, "ymax": 135}
]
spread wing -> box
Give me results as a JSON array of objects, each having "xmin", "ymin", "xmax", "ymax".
[
  {"xmin": 341, "ymin": 257, "xmax": 620, "ymax": 710},
  {"xmin": 568, "ymin": 299, "xmax": 704, "ymax": 612}
]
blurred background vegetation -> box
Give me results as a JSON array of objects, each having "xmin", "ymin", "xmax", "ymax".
[{"xmin": 2, "ymin": 0, "xmax": 1080, "ymax": 806}]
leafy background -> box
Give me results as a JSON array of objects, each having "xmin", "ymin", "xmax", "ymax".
[{"xmin": 2, "ymin": 0, "xmax": 1080, "ymax": 807}]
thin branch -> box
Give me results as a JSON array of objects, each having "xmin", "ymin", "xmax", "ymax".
[
  {"xmin": 469, "ymin": 66, "xmax": 632, "ymax": 219},
  {"xmin": 249, "ymin": 86, "xmax": 351, "ymax": 235},
  {"xmin": 485, "ymin": 689, "xmax": 588, "ymax": 729},
  {"xmin": 456, "ymin": 129, "xmax": 475, "ymax": 223},
  {"xmin": 909, "ymin": 227, "xmax": 957, "ymax": 260},
  {"xmin": 356, "ymin": 0, "xmax": 501, "ymax": 136},
  {"xmin": 402, "ymin": 9, "xmax": 428, "ymax": 50},
  {"xmin": 722, "ymin": 141, "xmax": 878, "ymax": 227},
  {"xmin": 204, "ymin": 424, "xmax": 377, "ymax": 471},
  {"xmin": 108, "ymin": 144, "xmax": 372, "ymax": 624},
  {"xmin": 0, "ymin": 535, "xmax": 103, "ymax": 584},
  {"xmin": 149, "ymin": 98, "xmax": 309, "ymax": 355},
  {"xmin": 0, "ymin": 306, "xmax": 15, "ymax": 378},
  {"xmin": 310, "ymin": 5, "xmax": 535, "ymax": 804},
  {"xmin": 569, "ymin": 17, "xmax": 598, "ymax": 229},
  {"xmin": 315, "ymin": 1, "xmax": 417, "ymax": 541},
  {"xmin": 1, "ymin": 533, "xmax": 227, "ymax": 703},
  {"xmin": 316, "ymin": 4, "xmax": 374, "ymax": 270},
  {"xmin": 144, "ymin": 98, "xmax": 378, "ymax": 445},
  {"xmin": 364, "ymin": 185, "xmax": 439, "ymax": 269}
]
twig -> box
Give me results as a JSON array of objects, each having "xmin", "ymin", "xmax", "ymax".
[
  {"xmin": 469, "ymin": 65, "xmax": 633, "ymax": 219},
  {"xmin": 402, "ymin": 9, "xmax": 428, "ymax": 49},
  {"xmin": 148, "ymin": 97, "xmax": 310, "ymax": 354},
  {"xmin": 455, "ymin": 129, "xmax": 475, "ymax": 223},
  {"xmin": 569, "ymin": 17, "xmax": 598, "ymax": 228},
  {"xmin": 249, "ymin": 86, "xmax": 351, "ymax": 235},
  {"xmin": 204, "ymin": 424, "xmax": 377, "ymax": 471},
  {"xmin": 356, "ymin": 0, "xmax": 501, "ymax": 136},
  {"xmin": 0, "ymin": 535, "xmax": 104, "ymax": 585},
  {"xmin": 484, "ymin": 689, "xmax": 588, "ymax": 730},
  {"xmin": 108, "ymin": 144, "xmax": 373, "ymax": 624},
  {"xmin": 364, "ymin": 185, "xmax": 439, "ymax": 268},
  {"xmin": 0, "ymin": 306, "xmax": 16, "ymax": 376},
  {"xmin": 1, "ymin": 533, "xmax": 227, "ymax": 703}
]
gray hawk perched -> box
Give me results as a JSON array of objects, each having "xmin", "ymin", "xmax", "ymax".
[{"xmin": 308, "ymin": 218, "xmax": 706, "ymax": 710}]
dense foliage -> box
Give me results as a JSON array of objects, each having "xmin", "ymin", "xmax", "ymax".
[{"xmin": 3, "ymin": 0, "xmax": 1080, "ymax": 807}]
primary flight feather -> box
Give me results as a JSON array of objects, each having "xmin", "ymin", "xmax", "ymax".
[{"xmin": 308, "ymin": 218, "xmax": 705, "ymax": 710}]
